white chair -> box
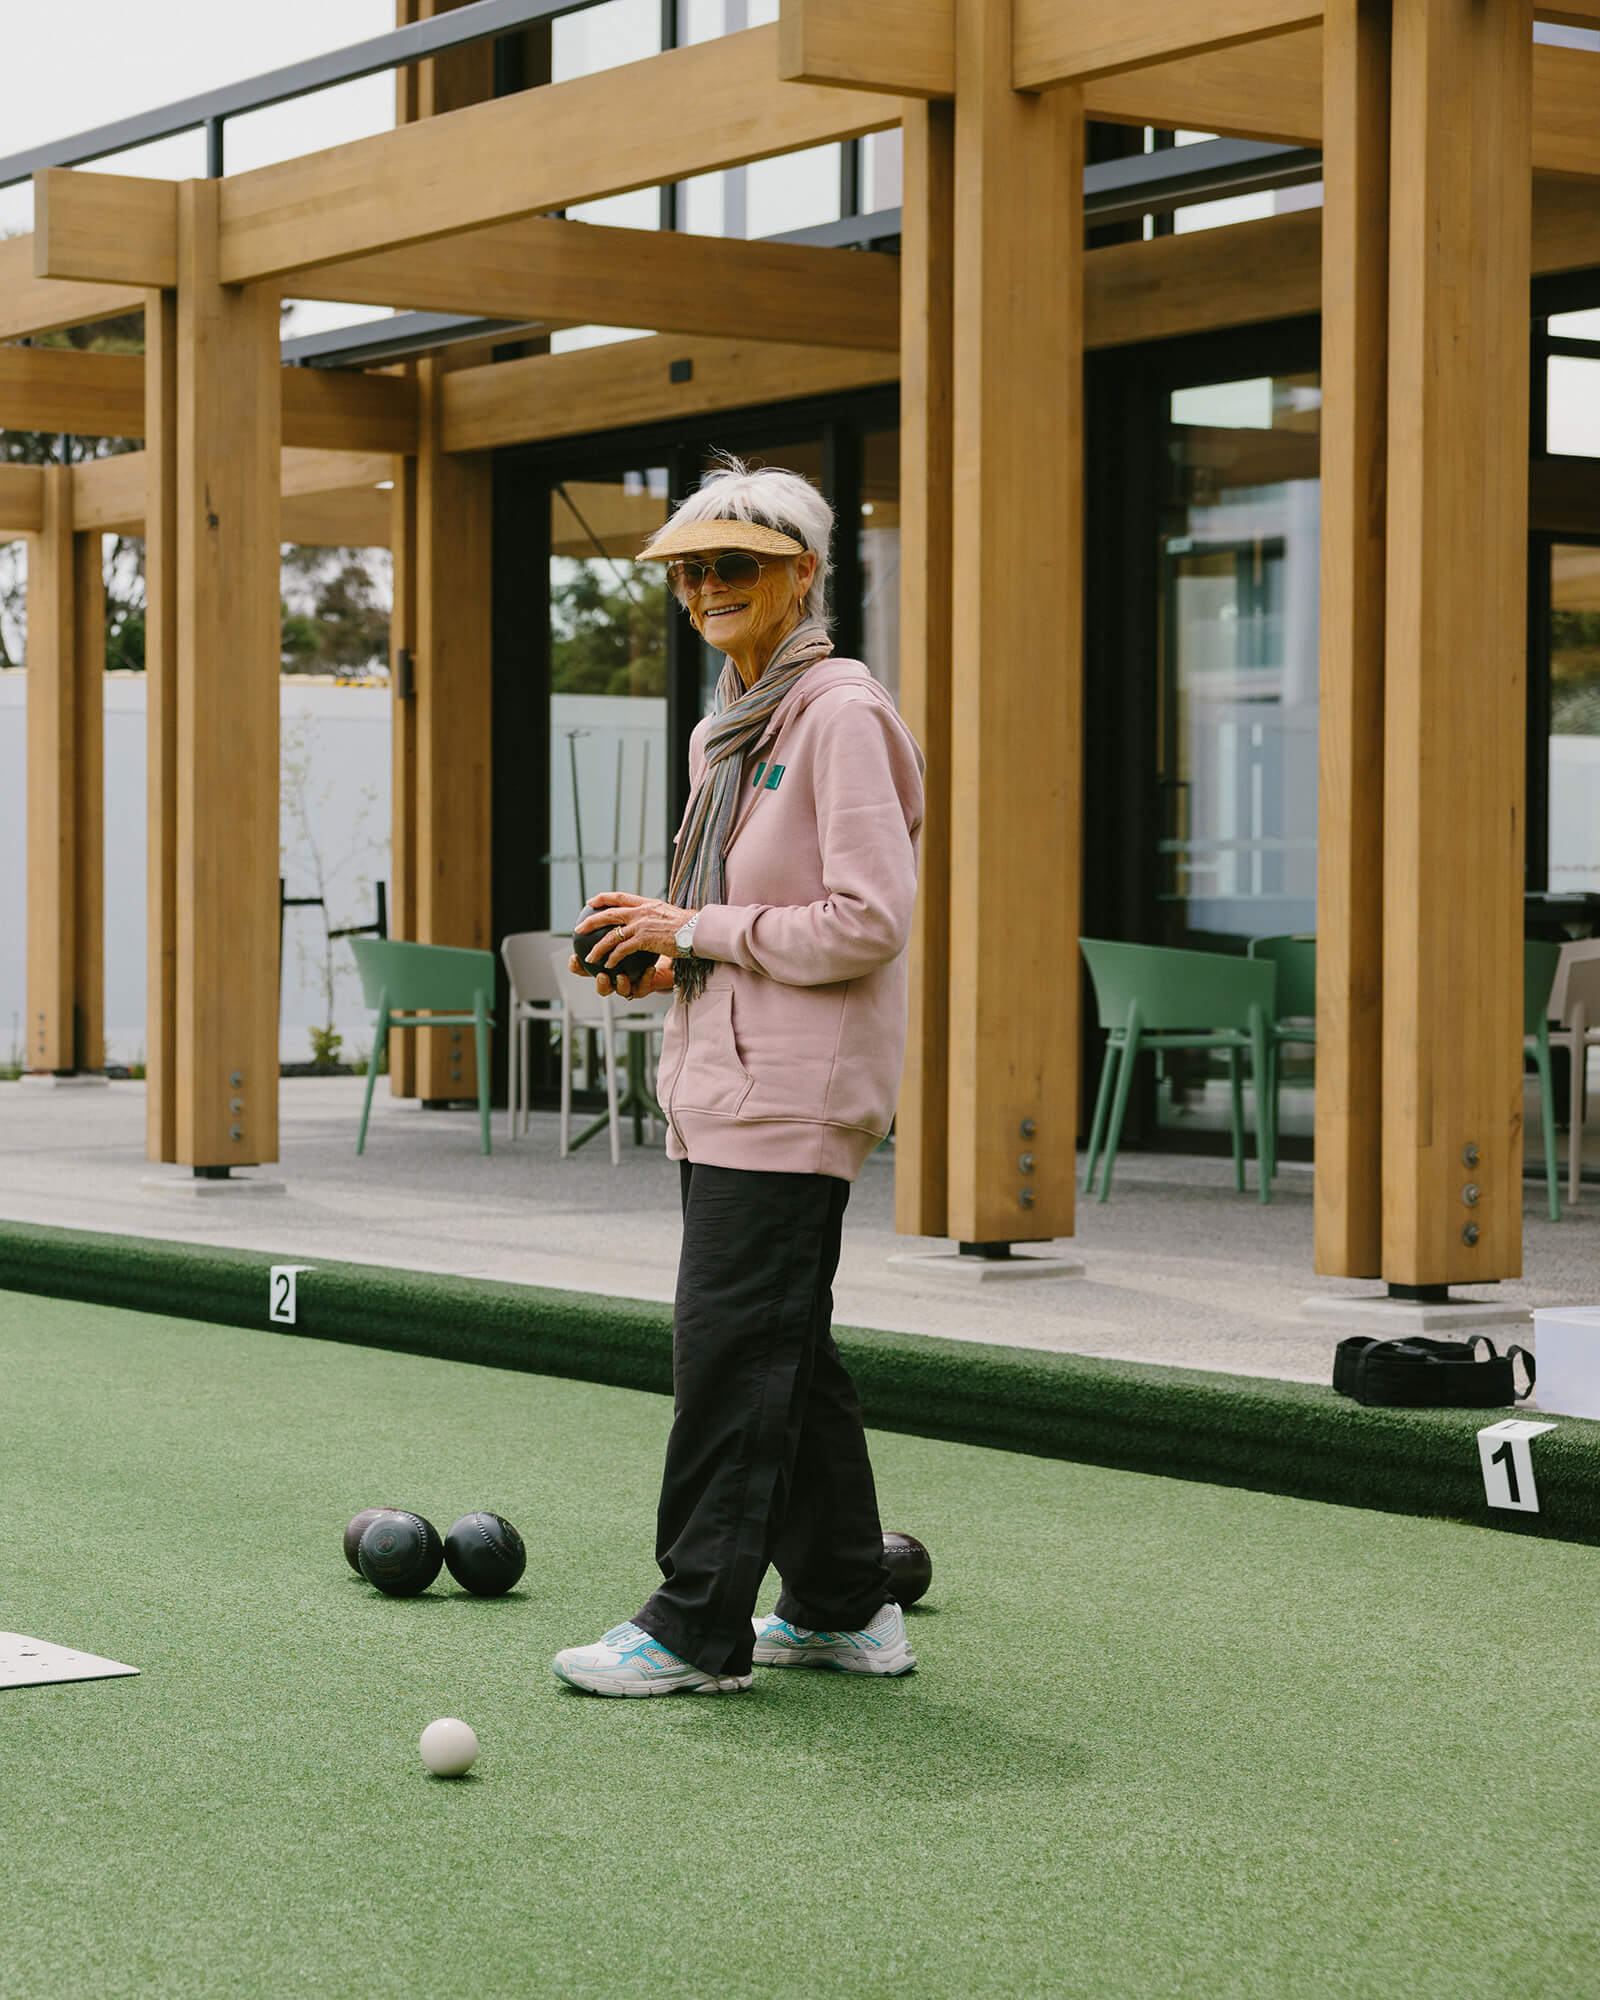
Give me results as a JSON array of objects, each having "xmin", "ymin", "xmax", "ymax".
[
  {"xmin": 1550, "ymin": 939, "xmax": 1600, "ymax": 1204},
  {"xmin": 547, "ymin": 945, "xmax": 672, "ymax": 1165},
  {"xmin": 500, "ymin": 931, "xmax": 565, "ymax": 1142}
]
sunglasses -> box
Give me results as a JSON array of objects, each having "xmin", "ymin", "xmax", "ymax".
[{"xmin": 666, "ymin": 552, "xmax": 783, "ymax": 600}]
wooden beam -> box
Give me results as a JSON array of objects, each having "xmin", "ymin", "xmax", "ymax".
[
  {"xmin": 779, "ymin": 0, "xmax": 955, "ymax": 99},
  {"xmin": 895, "ymin": 98, "xmax": 955, "ymax": 1240},
  {"xmin": 0, "ymin": 348, "xmax": 145, "ymax": 439},
  {"xmin": 33, "ymin": 170, "xmax": 177, "ymax": 288},
  {"xmin": 1531, "ymin": 38, "xmax": 1600, "ymax": 182},
  {"xmin": 946, "ymin": 0, "xmax": 1082, "ymax": 1245},
  {"xmin": 1014, "ymin": 0, "xmax": 1321, "ymax": 90},
  {"xmin": 144, "ymin": 289, "xmax": 178, "ymax": 1160},
  {"xmin": 440, "ymin": 333, "xmax": 897, "ymax": 454},
  {"xmin": 773, "ymin": 9, "xmax": 1600, "ymax": 179},
  {"xmin": 171, "ymin": 179, "xmax": 282, "ymax": 1169},
  {"xmin": 1534, "ymin": 174, "xmax": 1600, "ymax": 273},
  {"xmin": 72, "ymin": 453, "xmax": 146, "ymax": 536},
  {"xmin": 71, "ymin": 446, "xmax": 392, "ymax": 537},
  {"xmin": 280, "ymin": 367, "xmax": 418, "ymax": 454},
  {"xmin": 414, "ymin": 354, "xmax": 493, "ymax": 1102},
  {"xmin": 0, "ymin": 463, "xmax": 44, "ymax": 535},
  {"xmin": 0, "ymin": 233, "xmax": 137, "ymax": 344},
  {"xmin": 1087, "ymin": 206, "xmax": 1321, "ymax": 343},
  {"xmin": 1382, "ymin": 0, "xmax": 1532, "ymax": 1285},
  {"xmin": 212, "ymin": 27, "xmax": 895, "ymax": 286},
  {"xmin": 0, "ymin": 348, "xmax": 416, "ymax": 453},
  {"xmin": 305, "ymin": 218, "xmax": 900, "ymax": 351},
  {"xmin": 24, "ymin": 466, "xmax": 78, "ymax": 1072},
  {"xmin": 280, "ymin": 448, "xmax": 396, "ymax": 498},
  {"xmin": 281, "ymin": 486, "xmax": 393, "ymax": 546},
  {"xmin": 1314, "ymin": 0, "xmax": 1388, "ymax": 1281},
  {"xmin": 1082, "ymin": 28, "xmax": 1320, "ymax": 140}
]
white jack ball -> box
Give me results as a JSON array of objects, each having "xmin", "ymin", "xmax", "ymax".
[{"xmin": 419, "ymin": 1717, "xmax": 479, "ymax": 1778}]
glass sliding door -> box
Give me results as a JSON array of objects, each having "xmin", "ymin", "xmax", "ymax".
[
  {"xmin": 1153, "ymin": 371, "xmax": 1321, "ymax": 1141},
  {"xmin": 1157, "ymin": 372, "xmax": 1321, "ymax": 947},
  {"xmin": 1547, "ymin": 540, "xmax": 1600, "ymax": 892},
  {"xmin": 548, "ymin": 471, "xmax": 672, "ymax": 929}
]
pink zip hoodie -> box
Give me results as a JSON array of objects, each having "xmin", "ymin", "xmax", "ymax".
[{"xmin": 657, "ymin": 657, "xmax": 925, "ymax": 1180}]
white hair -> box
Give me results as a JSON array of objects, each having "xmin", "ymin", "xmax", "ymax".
[{"xmin": 662, "ymin": 454, "xmax": 835, "ymax": 625}]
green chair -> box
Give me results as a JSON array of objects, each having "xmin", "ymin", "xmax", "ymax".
[
  {"xmin": 348, "ymin": 937, "xmax": 496, "ymax": 1156},
  {"xmin": 1525, "ymin": 939, "xmax": 1563, "ymax": 1223},
  {"xmin": 1080, "ymin": 938, "xmax": 1277, "ymax": 1205},
  {"xmin": 1249, "ymin": 934, "xmax": 1316, "ymax": 1178}
]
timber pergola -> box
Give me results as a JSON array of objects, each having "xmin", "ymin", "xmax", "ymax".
[{"xmin": 8, "ymin": 0, "xmax": 1597, "ymax": 1296}]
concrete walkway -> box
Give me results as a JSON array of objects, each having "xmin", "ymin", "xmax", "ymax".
[{"xmin": 2, "ymin": 1077, "xmax": 1595, "ymax": 1385}]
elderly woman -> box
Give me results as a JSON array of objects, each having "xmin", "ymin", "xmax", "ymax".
[{"xmin": 552, "ymin": 458, "xmax": 925, "ymax": 1697}]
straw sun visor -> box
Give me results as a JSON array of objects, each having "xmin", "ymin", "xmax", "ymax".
[{"xmin": 638, "ymin": 518, "xmax": 806, "ymax": 561}]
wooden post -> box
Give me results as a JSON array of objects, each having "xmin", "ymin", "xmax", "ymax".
[
  {"xmin": 72, "ymin": 527, "xmax": 105, "ymax": 1073},
  {"xmin": 145, "ymin": 286, "xmax": 179, "ymax": 1157},
  {"xmin": 1382, "ymin": 0, "xmax": 1532, "ymax": 1283},
  {"xmin": 414, "ymin": 353, "xmax": 493, "ymax": 1103},
  {"xmin": 26, "ymin": 477, "xmax": 106, "ymax": 1077},
  {"xmin": 172, "ymin": 179, "xmax": 282, "ymax": 1167},
  {"xmin": 895, "ymin": 98, "xmax": 955, "ymax": 1240},
  {"xmin": 388, "ymin": 448, "xmax": 419, "ymax": 1098},
  {"xmin": 1314, "ymin": 0, "xmax": 1389, "ymax": 1278},
  {"xmin": 25, "ymin": 465, "xmax": 74, "ymax": 1072},
  {"xmin": 945, "ymin": 0, "xmax": 1084, "ymax": 1244}
]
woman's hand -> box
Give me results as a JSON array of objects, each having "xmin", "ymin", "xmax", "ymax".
[{"xmin": 569, "ymin": 892, "xmax": 696, "ymax": 999}]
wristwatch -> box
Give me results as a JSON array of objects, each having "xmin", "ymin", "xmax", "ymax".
[{"xmin": 674, "ymin": 911, "xmax": 701, "ymax": 958}]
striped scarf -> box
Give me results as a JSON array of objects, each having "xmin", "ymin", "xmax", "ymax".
[{"xmin": 668, "ymin": 616, "xmax": 834, "ymax": 1001}]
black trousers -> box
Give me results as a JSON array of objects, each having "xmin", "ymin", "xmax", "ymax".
[{"xmin": 633, "ymin": 1161, "xmax": 892, "ymax": 1677}]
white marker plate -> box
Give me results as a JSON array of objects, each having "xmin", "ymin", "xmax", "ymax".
[
  {"xmin": 0, "ymin": 1633, "xmax": 140, "ymax": 1689},
  {"xmin": 268, "ymin": 1264, "xmax": 314, "ymax": 1325},
  {"xmin": 1477, "ymin": 1418, "xmax": 1558, "ymax": 1513}
]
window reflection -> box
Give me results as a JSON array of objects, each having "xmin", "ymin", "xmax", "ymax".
[
  {"xmin": 549, "ymin": 475, "xmax": 671, "ymax": 921},
  {"xmin": 1549, "ymin": 542, "xmax": 1600, "ymax": 891}
]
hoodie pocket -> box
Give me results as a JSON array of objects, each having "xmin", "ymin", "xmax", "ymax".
[{"xmin": 669, "ymin": 986, "xmax": 754, "ymax": 1116}]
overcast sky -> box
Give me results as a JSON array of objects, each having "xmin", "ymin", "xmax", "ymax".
[{"xmin": 1, "ymin": 1, "xmax": 396, "ymax": 329}]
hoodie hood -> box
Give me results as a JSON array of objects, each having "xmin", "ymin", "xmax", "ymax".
[{"xmin": 765, "ymin": 655, "xmax": 890, "ymax": 734}]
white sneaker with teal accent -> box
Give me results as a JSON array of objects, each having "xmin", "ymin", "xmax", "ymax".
[
  {"xmin": 750, "ymin": 1600, "xmax": 916, "ymax": 1676},
  {"xmin": 551, "ymin": 1622, "xmax": 752, "ymax": 1697}
]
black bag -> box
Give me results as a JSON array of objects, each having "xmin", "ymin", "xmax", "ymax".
[{"xmin": 1332, "ymin": 1333, "xmax": 1535, "ymax": 1409}]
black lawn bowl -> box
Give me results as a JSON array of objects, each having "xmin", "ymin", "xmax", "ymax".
[
  {"xmin": 357, "ymin": 1511, "xmax": 445, "ymax": 1597},
  {"xmin": 572, "ymin": 904, "xmax": 659, "ymax": 988},
  {"xmin": 444, "ymin": 1512, "xmax": 527, "ymax": 1597},
  {"xmin": 343, "ymin": 1507, "xmax": 406, "ymax": 1573},
  {"xmin": 883, "ymin": 1530, "xmax": 933, "ymax": 1608}
]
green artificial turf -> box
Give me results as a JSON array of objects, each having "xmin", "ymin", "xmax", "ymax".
[
  {"xmin": 2, "ymin": 1291, "xmax": 1598, "ymax": 2000},
  {"xmin": 5, "ymin": 1218, "xmax": 1600, "ymax": 1546}
]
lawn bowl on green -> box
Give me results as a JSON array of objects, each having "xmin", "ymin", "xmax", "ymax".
[
  {"xmin": 357, "ymin": 1511, "xmax": 444, "ymax": 1597},
  {"xmin": 342, "ymin": 1507, "xmax": 405, "ymax": 1573},
  {"xmin": 881, "ymin": 1529, "xmax": 932, "ymax": 1607},
  {"xmin": 444, "ymin": 1511, "xmax": 526, "ymax": 1596}
]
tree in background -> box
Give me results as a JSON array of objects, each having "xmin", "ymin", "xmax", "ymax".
[
  {"xmin": 0, "ymin": 310, "xmax": 147, "ymax": 672},
  {"xmin": 281, "ymin": 545, "xmax": 392, "ymax": 677},
  {"xmin": 1, "ymin": 302, "xmax": 392, "ymax": 678},
  {"xmin": 550, "ymin": 559, "xmax": 667, "ymax": 698}
]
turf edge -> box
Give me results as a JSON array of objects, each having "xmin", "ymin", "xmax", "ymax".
[{"xmin": 4, "ymin": 1216, "xmax": 1597, "ymax": 1547}]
